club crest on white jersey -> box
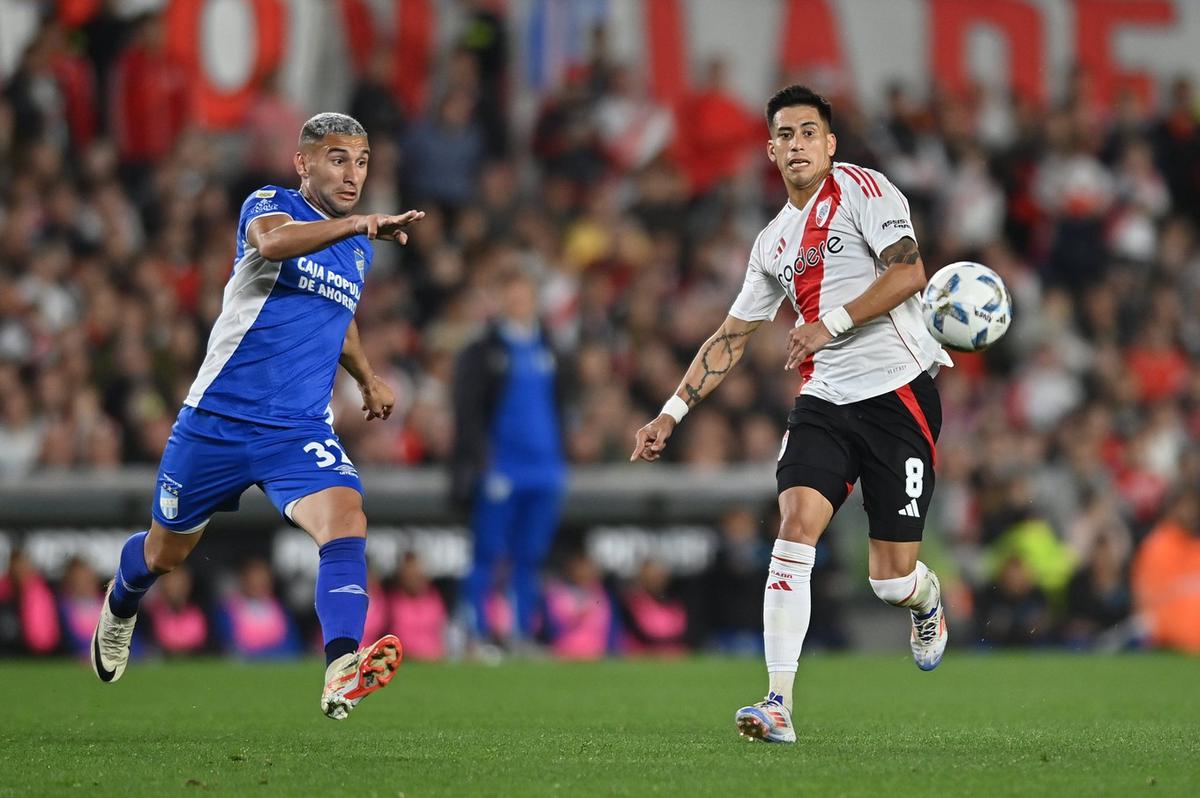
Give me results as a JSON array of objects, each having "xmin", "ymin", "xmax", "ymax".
[{"xmin": 814, "ymin": 196, "xmax": 832, "ymax": 228}]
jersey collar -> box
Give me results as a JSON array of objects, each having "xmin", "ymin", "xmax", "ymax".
[
  {"xmin": 785, "ymin": 173, "xmax": 832, "ymax": 217},
  {"xmin": 298, "ymin": 190, "xmax": 332, "ymax": 220}
]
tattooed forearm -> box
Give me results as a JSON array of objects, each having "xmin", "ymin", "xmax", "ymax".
[
  {"xmin": 682, "ymin": 330, "xmax": 752, "ymax": 406},
  {"xmin": 880, "ymin": 236, "xmax": 920, "ymax": 266}
]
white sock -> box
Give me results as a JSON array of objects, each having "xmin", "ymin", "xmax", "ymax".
[
  {"xmin": 763, "ymin": 539, "xmax": 815, "ymax": 711},
  {"xmin": 868, "ymin": 560, "xmax": 937, "ymax": 614}
]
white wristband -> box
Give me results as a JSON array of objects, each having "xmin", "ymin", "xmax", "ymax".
[
  {"xmin": 660, "ymin": 395, "xmax": 689, "ymax": 423},
  {"xmin": 821, "ymin": 306, "xmax": 853, "ymax": 337}
]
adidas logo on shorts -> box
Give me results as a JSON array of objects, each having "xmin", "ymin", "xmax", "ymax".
[{"xmin": 897, "ymin": 499, "xmax": 920, "ymax": 518}]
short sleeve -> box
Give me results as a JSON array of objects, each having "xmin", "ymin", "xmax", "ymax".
[
  {"xmin": 850, "ymin": 169, "xmax": 917, "ymax": 260},
  {"xmin": 729, "ymin": 234, "xmax": 786, "ymax": 322},
  {"xmin": 240, "ymin": 187, "xmax": 294, "ymax": 228}
]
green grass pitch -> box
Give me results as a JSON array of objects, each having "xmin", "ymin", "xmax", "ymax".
[{"xmin": 1, "ymin": 654, "xmax": 1197, "ymax": 796}]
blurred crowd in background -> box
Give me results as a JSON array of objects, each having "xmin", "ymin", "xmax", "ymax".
[{"xmin": 2, "ymin": 8, "xmax": 1200, "ymax": 659}]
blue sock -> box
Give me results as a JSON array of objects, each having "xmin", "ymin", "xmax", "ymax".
[
  {"xmin": 109, "ymin": 531, "xmax": 158, "ymax": 618},
  {"xmin": 315, "ymin": 537, "xmax": 369, "ymax": 664},
  {"xmin": 513, "ymin": 560, "xmax": 542, "ymax": 640}
]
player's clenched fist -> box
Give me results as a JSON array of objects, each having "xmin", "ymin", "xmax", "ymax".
[
  {"xmin": 353, "ymin": 210, "xmax": 425, "ymax": 243},
  {"xmin": 630, "ymin": 415, "xmax": 677, "ymax": 462},
  {"xmin": 358, "ymin": 374, "xmax": 396, "ymax": 421},
  {"xmin": 784, "ymin": 321, "xmax": 834, "ymax": 371}
]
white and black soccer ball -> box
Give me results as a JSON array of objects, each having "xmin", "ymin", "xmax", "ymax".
[{"xmin": 920, "ymin": 262, "xmax": 1012, "ymax": 352}]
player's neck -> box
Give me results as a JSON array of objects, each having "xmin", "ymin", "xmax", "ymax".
[
  {"xmin": 785, "ymin": 166, "xmax": 832, "ymax": 210},
  {"xmin": 299, "ymin": 185, "xmax": 344, "ymax": 219}
]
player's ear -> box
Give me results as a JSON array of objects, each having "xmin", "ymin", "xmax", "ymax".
[
  {"xmin": 294, "ymin": 150, "xmax": 307, "ymax": 178},
  {"xmin": 826, "ymin": 132, "xmax": 837, "ymax": 157},
  {"xmin": 766, "ymin": 138, "xmax": 777, "ymax": 164}
]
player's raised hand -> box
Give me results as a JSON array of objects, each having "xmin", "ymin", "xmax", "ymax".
[
  {"xmin": 354, "ymin": 210, "xmax": 425, "ymax": 244},
  {"xmin": 630, "ymin": 415, "xmax": 677, "ymax": 463},
  {"xmin": 784, "ymin": 321, "xmax": 834, "ymax": 371},
  {"xmin": 358, "ymin": 374, "xmax": 396, "ymax": 421}
]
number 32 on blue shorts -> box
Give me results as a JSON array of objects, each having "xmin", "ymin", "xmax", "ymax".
[{"xmin": 151, "ymin": 406, "xmax": 364, "ymax": 533}]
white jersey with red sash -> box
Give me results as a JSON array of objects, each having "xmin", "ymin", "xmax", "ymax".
[{"xmin": 729, "ymin": 162, "xmax": 952, "ymax": 405}]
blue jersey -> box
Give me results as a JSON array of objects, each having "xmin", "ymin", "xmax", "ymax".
[
  {"xmin": 184, "ymin": 187, "xmax": 372, "ymax": 426},
  {"xmin": 489, "ymin": 326, "xmax": 564, "ymax": 485}
]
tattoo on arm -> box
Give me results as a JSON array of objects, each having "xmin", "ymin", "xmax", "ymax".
[
  {"xmin": 880, "ymin": 236, "xmax": 920, "ymax": 266},
  {"xmin": 682, "ymin": 329, "xmax": 752, "ymax": 406}
]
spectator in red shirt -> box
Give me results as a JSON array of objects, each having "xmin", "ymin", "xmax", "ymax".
[
  {"xmin": 670, "ymin": 58, "xmax": 759, "ymax": 195},
  {"xmin": 109, "ymin": 12, "xmax": 189, "ymax": 168},
  {"xmin": 1124, "ymin": 320, "xmax": 1188, "ymax": 404}
]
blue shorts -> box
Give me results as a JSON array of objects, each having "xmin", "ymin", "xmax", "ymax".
[{"xmin": 152, "ymin": 406, "xmax": 363, "ymax": 533}]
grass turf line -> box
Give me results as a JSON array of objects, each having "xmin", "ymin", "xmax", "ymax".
[{"xmin": 0, "ymin": 654, "xmax": 1196, "ymax": 797}]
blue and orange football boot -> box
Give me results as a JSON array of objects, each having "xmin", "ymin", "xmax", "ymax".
[
  {"xmin": 735, "ymin": 691, "xmax": 796, "ymax": 743},
  {"xmin": 910, "ymin": 570, "xmax": 948, "ymax": 671}
]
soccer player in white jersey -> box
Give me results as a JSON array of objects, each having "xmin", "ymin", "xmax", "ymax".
[
  {"xmin": 90, "ymin": 113, "xmax": 424, "ymax": 719},
  {"xmin": 630, "ymin": 85, "xmax": 952, "ymax": 743}
]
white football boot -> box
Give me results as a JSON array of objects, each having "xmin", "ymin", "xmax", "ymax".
[
  {"xmin": 91, "ymin": 581, "xmax": 136, "ymax": 683},
  {"xmin": 910, "ymin": 569, "xmax": 948, "ymax": 671},
  {"xmin": 734, "ymin": 692, "xmax": 797, "ymax": 743},
  {"xmin": 321, "ymin": 634, "xmax": 403, "ymax": 720}
]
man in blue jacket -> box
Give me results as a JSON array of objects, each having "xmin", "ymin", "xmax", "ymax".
[{"xmin": 452, "ymin": 266, "xmax": 568, "ymax": 648}]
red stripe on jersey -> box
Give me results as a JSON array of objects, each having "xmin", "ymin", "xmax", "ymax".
[
  {"xmin": 850, "ymin": 165, "xmax": 882, "ymax": 197},
  {"xmin": 837, "ymin": 165, "xmax": 870, "ymax": 196},
  {"xmin": 798, "ymin": 355, "xmax": 814, "ymax": 388},
  {"xmin": 895, "ymin": 383, "xmax": 938, "ymax": 467},
  {"xmin": 793, "ymin": 174, "xmax": 842, "ymax": 388}
]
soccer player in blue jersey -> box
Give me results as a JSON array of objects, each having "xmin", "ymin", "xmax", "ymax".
[{"xmin": 91, "ymin": 113, "xmax": 424, "ymax": 720}]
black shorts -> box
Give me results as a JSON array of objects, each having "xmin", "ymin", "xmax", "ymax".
[{"xmin": 776, "ymin": 371, "xmax": 942, "ymax": 542}]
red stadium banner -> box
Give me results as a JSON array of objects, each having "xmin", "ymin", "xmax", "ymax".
[
  {"xmin": 1074, "ymin": 0, "xmax": 1175, "ymax": 106},
  {"xmin": 930, "ymin": 0, "xmax": 1046, "ymax": 103},
  {"xmin": 24, "ymin": 0, "xmax": 1198, "ymax": 127},
  {"xmin": 165, "ymin": 0, "xmax": 287, "ymax": 128},
  {"xmin": 778, "ymin": 0, "xmax": 847, "ymax": 86}
]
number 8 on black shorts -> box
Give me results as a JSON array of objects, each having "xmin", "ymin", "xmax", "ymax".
[{"xmin": 776, "ymin": 371, "xmax": 941, "ymax": 542}]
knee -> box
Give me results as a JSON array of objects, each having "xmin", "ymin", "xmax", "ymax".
[
  {"xmin": 778, "ymin": 514, "xmax": 820, "ymax": 546},
  {"xmin": 144, "ymin": 540, "xmax": 185, "ymax": 574},
  {"xmin": 322, "ymin": 508, "xmax": 367, "ymax": 542}
]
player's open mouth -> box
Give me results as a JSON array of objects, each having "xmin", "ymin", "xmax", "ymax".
[
  {"xmin": 787, "ymin": 159, "xmax": 810, "ymax": 170},
  {"xmin": 337, "ymin": 191, "xmax": 357, "ymax": 201}
]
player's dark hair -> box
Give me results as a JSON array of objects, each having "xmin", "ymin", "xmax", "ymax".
[
  {"xmin": 765, "ymin": 84, "xmax": 833, "ymax": 132},
  {"xmin": 298, "ymin": 112, "xmax": 367, "ymax": 146}
]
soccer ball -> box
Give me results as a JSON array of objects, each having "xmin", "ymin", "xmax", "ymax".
[{"xmin": 920, "ymin": 262, "xmax": 1012, "ymax": 352}]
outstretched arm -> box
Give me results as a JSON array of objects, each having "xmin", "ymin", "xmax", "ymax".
[
  {"xmin": 340, "ymin": 320, "xmax": 394, "ymax": 421},
  {"xmin": 247, "ymin": 209, "xmax": 424, "ymax": 262},
  {"xmin": 784, "ymin": 236, "xmax": 927, "ymax": 370},
  {"xmin": 630, "ymin": 315, "xmax": 764, "ymax": 462}
]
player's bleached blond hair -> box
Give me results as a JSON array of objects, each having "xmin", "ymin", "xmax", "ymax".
[{"xmin": 298, "ymin": 113, "xmax": 367, "ymax": 146}]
